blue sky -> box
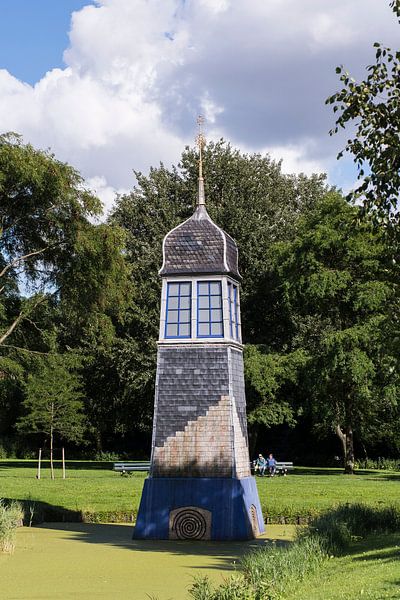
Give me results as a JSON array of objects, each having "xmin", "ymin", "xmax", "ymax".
[
  {"xmin": 0, "ymin": 0, "xmax": 398, "ymax": 212},
  {"xmin": 0, "ymin": 0, "xmax": 94, "ymax": 84}
]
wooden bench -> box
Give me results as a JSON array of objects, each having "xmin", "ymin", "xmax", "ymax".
[{"xmin": 113, "ymin": 461, "xmax": 150, "ymax": 475}]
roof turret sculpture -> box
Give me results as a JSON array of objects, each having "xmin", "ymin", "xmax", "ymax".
[{"xmin": 159, "ymin": 116, "xmax": 241, "ymax": 281}]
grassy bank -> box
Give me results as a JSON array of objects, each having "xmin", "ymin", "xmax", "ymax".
[
  {"xmin": 188, "ymin": 505, "xmax": 400, "ymax": 600},
  {"xmin": 291, "ymin": 532, "xmax": 400, "ymax": 600},
  {"xmin": 1, "ymin": 460, "xmax": 399, "ymax": 523}
]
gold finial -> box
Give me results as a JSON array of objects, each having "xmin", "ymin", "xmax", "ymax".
[{"xmin": 196, "ymin": 115, "xmax": 206, "ymax": 206}]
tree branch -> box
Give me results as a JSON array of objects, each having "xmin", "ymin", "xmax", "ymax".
[
  {"xmin": 0, "ymin": 247, "xmax": 49, "ymax": 279},
  {"xmin": 0, "ymin": 295, "xmax": 46, "ymax": 345},
  {"xmin": 0, "ymin": 345, "xmax": 49, "ymax": 355},
  {"xmin": 335, "ymin": 423, "xmax": 346, "ymax": 445}
]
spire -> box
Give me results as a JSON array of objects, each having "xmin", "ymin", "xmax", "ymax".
[{"xmin": 196, "ymin": 115, "xmax": 206, "ymax": 206}]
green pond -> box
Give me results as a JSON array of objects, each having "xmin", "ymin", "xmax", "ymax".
[{"xmin": 0, "ymin": 523, "xmax": 295, "ymax": 599}]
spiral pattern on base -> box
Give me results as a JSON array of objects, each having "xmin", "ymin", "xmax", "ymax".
[{"xmin": 172, "ymin": 508, "xmax": 207, "ymax": 540}]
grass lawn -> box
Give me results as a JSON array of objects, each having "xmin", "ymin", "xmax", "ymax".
[
  {"xmin": 0, "ymin": 524, "xmax": 295, "ymax": 600},
  {"xmin": 290, "ymin": 533, "xmax": 400, "ymax": 600},
  {"xmin": 0, "ymin": 460, "xmax": 399, "ymax": 521}
]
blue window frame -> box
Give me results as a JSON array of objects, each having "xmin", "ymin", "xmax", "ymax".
[
  {"xmin": 228, "ymin": 281, "xmax": 240, "ymax": 341},
  {"xmin": 165, "ymin": 282, "xmax": 192, "ymax": 338},
  {"xmin": 197, "ymin": 281, "xmax": 223, "ymax": 338}
]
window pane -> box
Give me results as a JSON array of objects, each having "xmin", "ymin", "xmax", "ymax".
[
  {"xmin": 209, "ymin": 282, "xmax": 221, "ymax": 295},
  {"xmin": 166, "ymin": 323, "xmax": 178, "ymax": 337},
  {"xmin": 198, "ymin": 323, "xmax": 209, "ymax": 336},
  {"xmin": 179, "ymin": 323, "xmax": 190, "ymax": 337},
  {"xmin": 168, "ymin": 297, "xmax": 178, "ymax": 309},
  {"xmin": 210, "ymin": 308, "xmax": 222, "ymax": 322},
  {"xmin": 179, "ymin": 309, "xmax": 191, "ymax": 323},
  {"xmin": 168, "ymin": 283, "xmax": 179, "ymax": 296},
  {"xmin": 180, "ymin": 283, "xmax": 191, "ymax": 296},
  {"xmin": 198, "ymin": 282, "xmax": 209, "ymax": 295},
  {"xmin": 198, "ymin": 309, "xmax": 209, "ymax": 322},
  {"xmin": 210, "ymin": 295, "xmax": 221, "ymax": 308},
  {"xmin": 198, "ymin": 296, "xmax": 209, "ymax": 309},
  {"xmin": 211, "ymin": 322, "xmax": 223, "ymax": 336},
  {"xmin": 180, "ymin": 296, "xmax": 191, "ymax": 309},
  {"xmin": 167, "ymin": 310, "xmax": 179, "ymax": 323}
]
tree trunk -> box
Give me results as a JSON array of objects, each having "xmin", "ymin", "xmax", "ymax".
[
  {"xmin": 37, "ymin": 448, "xmax": 42, "ymax": 480},
  {"xmin": 62, "ymin": 447, "xmax": 66, "ymax": 480},
  {"xmin": 344, "ymin": 426, "xmax": 355, "ymax": 474},
  {"xmin": 248, "ymin": 423, "xmax": 260, "ymax": 459},
  {"xmin": 50, "ymin": 409, "xmax": 55, "ymax": 480},
  {"xmin": 335, "ymin": 423, "xmax": 355, "ymax": 474}
]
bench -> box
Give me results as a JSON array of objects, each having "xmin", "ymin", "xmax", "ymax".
[
  {"xmin": 251, "ymin": 460, "xmax": 294, "ymax": 476},
  {"xmin": 113, "ymin": 461, "xmax": 150, "ymax": 475},
  {"xmin": 275, "ymin": 461, "xmax": 294, "ymax": 475}
]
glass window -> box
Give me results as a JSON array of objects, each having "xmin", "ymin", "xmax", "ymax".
[
  {"xmin": 198, "ymin": 296, "xmax": 209, "ymax": 309},
  {"xmin": 211, "ymin": 322, "xmax": 223, "ymax": 336},
  {"xmin": 165, "ymin": 282, "xmax": 192, "ymax": 338},
  {"xmin": 210, "ymin": 308, "xmax": 222, "ymax": 322},
  {"xmin": 168, "ymin": 297, "xmax": 179, "ymax": 309},
  {"xmin": 180, "ymin": 283, "xmax": 191, "ymax": 296},
  {"xmin": 197, "ymin": 281, "xmax": 224, "ymax": 338},
  {"xmin": 168, "ymin": 310, "xmax": 179, "ymax": 323},
  {"xmin": 198, "ymin": 282, "xmax": 209, "ymax": 295},
  {"xmin": 198, "ymin": 323, "xmax": 209, "ymax": 336},
  {"xmin": 166, "ymin": 323, "xmax": 178, "ymax": 337},
  {"xmin": 228, "ymin": 281, "xmax": 241, "ymax": 341},
  {"xmin": 209, "ymin": 282, "xmax": 220, "ymax": 294},
  {"xmin": 210, "ymin": 295, "xmax": 222, "ymax": 308},
  {"xmin": 179, "ymin": 323, "xmax": 190, "ymax": 336},
  {"xmin": 180, "ymin": 310, "xmax": 190, "ymax": 323},
  {"xmin": 168, "ymin": 283, "xmax": 179, "ymax": 296},
  {"xmin": 180, "ymin": 296, "xmax": 191, "ymax": 309}
]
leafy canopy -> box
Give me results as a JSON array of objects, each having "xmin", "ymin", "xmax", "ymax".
[{"xmin": 326, "ymin": 1, "xmax": 400, "ymax": 224}]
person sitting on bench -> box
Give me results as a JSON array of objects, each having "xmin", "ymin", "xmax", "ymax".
[
  {"xmin": 255, "ymin": 453, "xmax": 267, "ymax": 476},
  {"xmin": 268, "ymin": 453, "xmax": 277, "ymax": 477}
]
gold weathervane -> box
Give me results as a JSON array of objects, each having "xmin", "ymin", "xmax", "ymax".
[{"xmin": 196, "ymin": 115, "xmax": 206, "ymax": 206}]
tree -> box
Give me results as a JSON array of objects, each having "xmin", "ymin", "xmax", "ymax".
[
  {"xmin": 326, "ymin": 0, "xmax": 400, "ymax": 225},
  {"xmin": 0, "ymin": 133, "xmax": 131, "ymax": 352},
  {"xmin": 0, "ymin": 134, "xmax": 131, "ymax": 455},
  {"xmin": 104, "ymin": 140, "xmax": 328, "ymax": 444},
  {"xmin": 244, "ymin": 345, "xmax": 309, "ymax": 454},
  {"xmin": 16, "ymin": 355, "xmax": 85, "ymax": 478},
  {"xmin": 273, "ymin": 192, "xmax": 399, "ymax": 472}
]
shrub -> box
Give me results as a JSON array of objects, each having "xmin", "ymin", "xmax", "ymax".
[
  {"xmin": 355, "ymin": 457, "xmax": 400, "ymax": 470},
  {"xmin": 93, "ymin": 451, "xmax": 121, "ymax": 461},
  {"xmin": 189, "ymin": 536, "xmax": 326, "ymax": 600},
  {"xmin": 189, "ymin": 574, "xmax": 253, "ymax": 600},
  {"xmin": 0, "ymin": 500, "xmax": 24, "ymax": 554},
  {"xmin": 307, "ymin": 503, "xmax": 400, "ymax": 553}
]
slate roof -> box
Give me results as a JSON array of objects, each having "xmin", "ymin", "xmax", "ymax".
[{"xmin": 159, "ymin": 205, "xmax": 241, "ymax": 281}]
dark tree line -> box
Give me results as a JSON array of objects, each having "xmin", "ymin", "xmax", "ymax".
[{"xmin": 0, "ymin": 133, "xmax": 398, "ymax": 472}]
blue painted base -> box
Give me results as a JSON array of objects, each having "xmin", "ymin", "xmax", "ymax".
[{"xmin": 133, "ymin": 476, "xmax": 265, "ymax": 540}]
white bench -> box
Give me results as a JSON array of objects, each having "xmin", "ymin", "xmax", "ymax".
[
  {"xmin": 251, "ymin": 460, "xmax": 294, "ymax": 475},
  {"xmin": 113, "ymin": 461, "xmax": 150, "ymax": 475},
  {"xmin": 275, "ymin": 461, "xmax": 294, "ymax": 475}
]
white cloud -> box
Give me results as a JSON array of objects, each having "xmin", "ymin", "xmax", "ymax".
[
  {"xmin": 86, "ymin": 175, "xmax": 127, "ymax": 216},
  {"xmin": 0, "ymin": 0, "xmax": 399, "ymax": 211},
  {"xmin": 266, "ymin": 144, "xmax": 326, "ymax": 177}
]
